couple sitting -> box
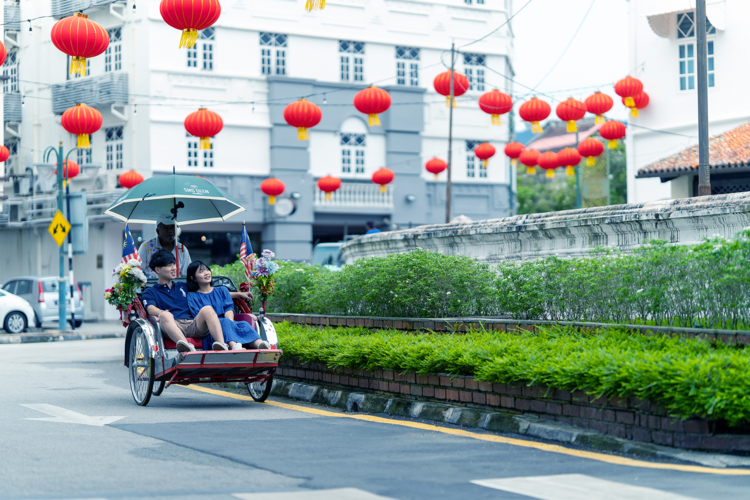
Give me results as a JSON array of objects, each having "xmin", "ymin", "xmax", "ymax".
[{"xmin": 142, "ymin": 249, "xmax": 269, "ymax": 353}]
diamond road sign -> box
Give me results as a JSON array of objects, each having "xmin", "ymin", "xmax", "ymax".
[{"xmin": 48, "ymin": 210, "xmax": 70, "ymax": 247}]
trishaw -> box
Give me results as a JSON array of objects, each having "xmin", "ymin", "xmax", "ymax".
[{"xmin": 122, "ymin": 276, "xmax": 282, "ymax": 407}]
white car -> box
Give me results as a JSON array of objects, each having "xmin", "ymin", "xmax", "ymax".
[{"xmin": 0, "ymin": 289, "xmax": 35, "ymax": 334}]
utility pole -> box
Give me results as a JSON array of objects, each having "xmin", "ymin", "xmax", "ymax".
[
  {"xmin": 575, "ymin": 130, "xmax": 582, "ymax": 209},
  {"xmin": 56, "ymin": 142, "xmax": 66, "ymax": 331},
  {"xmin": 696, "ymin": 0, "xmax": 711, "ymax": 196},
  {"xmin": 606, "ymin": 146, "xmax": 611, "ymax": 206},
  {"xmin": 508, "ymin": 108, "xmax": 516, "ymax": 216},
  {"xmin": 445, "ymin": 42, "xmax": 456, "ymax": 224}
]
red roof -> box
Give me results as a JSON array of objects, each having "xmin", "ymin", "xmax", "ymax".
[
  {"xmin": 636, "ymin": 121, "xmax": 750, "ymax": 178},
  {"xmin": 525, "ymin": 120, "xmax": 601, "ymax": 153}
]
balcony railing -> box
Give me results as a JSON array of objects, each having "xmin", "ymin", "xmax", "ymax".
[
  {"xmin": 51, "ymin": 0, "xmax": 124, "ymax": 18},
  {"xmin": 314, "ymin": 181, "xmax": 393, "ymax": 210},
  {"xmin": 4, "ymin": 93, "xmax": 21, "ymax": 123},
  {"xmin": 51, "ymin": 72, "xmax": 128, "ymax": 114},
  {"xmin": 4, "ymin": 2, "xmax": 21, "ymax": 31},
  {"xmin": 0, "ymin": 189, "xmax": 124, "ymax": 226}
]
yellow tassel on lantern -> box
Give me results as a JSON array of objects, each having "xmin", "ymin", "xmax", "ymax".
[
  {"xmin": 624, "ymin": 96, "xmax": 635, "ymax": 107},
  {"xmin": 368, "ymin": 113, "xmax": 381, "ymax": 126},
  {"xmin": 482, "ymin": 159, "xmax": 488, "ymax": 168},
  {"xmin": 379, "ymin": 184, "xmax": 387, "ymax": 193},
  {"xmin": 565, "ymin": 166, "xmax": 575, "ymax": 176},
  {"xmin": 433, "ymin": 174, "xmax": 439, "ymax": 181},
  {"xmin": 491, "ymin": 114, "xmax": 501, "ymax": 126},
  {"xmin": 70, "ymin": 56, "xmax": 87, "ymax": 76},
  {"xmin": 325, "ymin": 192, "xmax": 332, "ymax": 201},
  {"xmin": 297, "ymin": 127, "xmax": 309, "ymax": 140},
  {"xmin": 269, "ymin": 195, "xmax": 277, "ymax": 205},
  {"xmin": 77, "ymin": 134, "xmax": 90, "ymax": 149},
  {"xmin": 595, "ymin": 115, "xmax": 605, "ymax": 125},
  {"xmin": 566, "ymin": 120, "xmax": 577, "ymax": 133},
  {"xmin": 199, "ymin": 137, "xmax": 211, "ymax": 150},
  {"xmin": 179, "ymin": 29, "xmax": 199, "ymax": 49},
  {"xmin": 305, "ymin": 0, "xmax": 325, "ymax": 11},
  {"xmin": 631, "ymin": 108, "xmax": 639, "ymax": 118},
  {"xmin": 526, "ymin": 166, "xmax": 535, "ymax": 175},
  {"xmin": 445, "ymin": 96, "xmax": 458, "ymax": 108},
  {"xmin": 608, "ymin": 140, "xmax": 618, "ymax": 149},
  {"xmin": 545, "ymin": 169, "xmax": 555, "ymax": 178},
  {"xmin": 531, "ymin": 121, "xmax": 543, "ymax": 133},
  {"xmin": 511, "ymin": 158, "xmax": 518, "ymax": 167},
  {"xmin": 586, "ymin": 156, "xmax": 596, "ymax": 166}
]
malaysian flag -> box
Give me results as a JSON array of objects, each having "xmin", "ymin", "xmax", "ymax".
[
  {"xmin": 240, "ymin": 225, "xmax": 254, "ymax": 282},
  {"xmin": 122, "ymin": 224, "xmax": 141, "ymax": 264}
]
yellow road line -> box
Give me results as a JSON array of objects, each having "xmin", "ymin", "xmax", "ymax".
[{"xmin": 184, "ymin": 385, "xmax": 750, "ymax": 476}]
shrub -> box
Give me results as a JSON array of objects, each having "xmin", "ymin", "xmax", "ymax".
[{"xmin": 277, "ymin": 322, "xmax": 750, "ymax": 426}]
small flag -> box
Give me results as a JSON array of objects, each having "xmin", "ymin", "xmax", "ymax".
[
  {"xmin": 122, "ymin": 224, "xmax": 141, "ymax": 264},
  {"xmin": 240, "ymin": 225, "xmax": 254, "ymax": 282}
]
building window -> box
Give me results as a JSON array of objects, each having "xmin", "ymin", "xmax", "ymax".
[
  {"xmin": 105, "ymin": 27, "xmax": 122, "ymax": 72},
  {"xmin": 187, "ymin": 27, "xmax": 214, "ymax": 71},
  {"xmin": 203, "ymin": 144, "xmax": 214, "ymax": 168},
  {"xmin": 3, "ymin": 49, "xmax": 18, "ymax": 93},
  {"xmin": 707, "ymin": 40, "xmax": 715, "ymax": 87},
  {"xmin": 339, "ymin": 41, "xmax": 364, "ymax": 82},
  {"xmin": 679, "ymin": 41, "xmax": 715, "ymax": 91},
  {"xmin": 77, "ymin": 138, "xmax": 92, "ymax": 166},
  {"xmin": 187, "ymin": 133, "xmax": 199, "ymax": 167},
  {"xmin": 466, "ymin": 140, "xmax": 484, "ymax": 178},
  {"xmin": 341, "ymin": 133, "xmax": 365, "ymax": 174},
  {"xmin": 5, "ymin": 140, "xmax": 18, "ymax": 156},
  {"xmin": 105, "ymin": 126, "xmax": 124, "ymax": 170},
  {"xmin": 463, "ymin": 53, "xmax": 486, "ymax": 92},
  {"xmin": 396, "ymin": 46, "xmax": 419, "ymax": 86},
  {"xmin": 260, "ymin": 32, "xmax": 287, "ymax": 76},
  {"xmin": 676, "ymin": 11, "xmax": 715, "ymax": 39}
]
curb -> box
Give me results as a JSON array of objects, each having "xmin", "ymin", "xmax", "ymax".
[
  {"xmin": 0, "ymin": 332, "xmax": 126, "ymax": 344},
  {"xmin": 218, "ymin": 377, "xmax": 750, "ymax": 469}
]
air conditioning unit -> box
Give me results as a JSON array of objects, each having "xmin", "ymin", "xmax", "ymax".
[
  {"xmin": 5, "ymin": 155, "xmax": 26, "ymax": 177},
  {"xmin": 93, "ymin": 170, "xmax": 120, "ymax": 191}
]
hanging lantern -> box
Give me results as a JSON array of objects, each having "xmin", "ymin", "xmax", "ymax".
[
  {"xmin": 537, "ymin": 152, "xmax": 559, "ymax": 178},
  {"xmin": 353, "ymin": 86, "xmax": 391, "ymax": 126},
  {"xmin": 599, "ymin": 120, "xmax": 626, "ymax": 149},
  {"xmin": 474, "ymin": 143, "xmax": 496, "ymax": 168},
  {"xmin": 478, "ymin": 89, "xmax": 512, "ymax": 126},
  {"xmin": 433, "ymin": 71, "xmax": 470, "ymax": 108},
  {"xmin": 614, "ymin": 76, "xmax": 644, "ymax": 108},
  {"xmin": 555, "ymin": 98, "xmax": 587, "ymax": 133},
  {"xmin": 61, "ymin": 103, "xmax": 103, "ymax": 149},
  {"xmin": 160, "ymin": 0, "xmax": 222, "ymax": 49},
  {"xmin": 0, "ymin": 146, "xmax": 9, "ymax": 163},
  {"xmin": 577, "ymin": 137, "xmax": 605, "ymax": 166},
  {"xmin": 504, "ymin": 142, "xmax": 526, "ymax": 167},
  {"xmin": 371, "ymin": 167, "xmax": 394, "ymax": 193},
  {"xmin": 0, "ymin": 41, "xmax": 7, "ymax": 67},
  {"xmin": 557, "ymin": 147, "xmax": 582, "ymax": 176},
  {"xmin": 317, "ymin": 175, "xmax": 342, "ymax": 201},
  {"xmin": 519, "ymin": 98, "xmax": 551, "ymax": 133},
  {"xmin": 55, "ymin": 160, "xmax": 80, "ymax": 186},
  {"xmin": 425, "ymin": 158, "xmax": 447, "ymax": 181},
  {"xmin": 261, "ymin": 178, "xmax": 285, "ymax": 205},
  {"xmin": 623, "ymin": 92, "xmax": 649, "ymax": 118},
  {"xmin": 519, "ymin": 149, "xmax": 540, "ymax": 176},
  {"xmin": 119, "ymin": 170, "xmax": 145, "ymax": 189},
  {"xmin": 184, "ymin": 108, "xmax": 223, "ymax": 150},
  {"xmin": 584, "ymin": 91, "xmax": 614, "ymax": 125},
  {"xmin": 283, "ymin": 99, "xmax": 322, "ymax": 140},
  {"xmin": 51, "ymin": 13, "xmax": 109, "ymax": 75}
]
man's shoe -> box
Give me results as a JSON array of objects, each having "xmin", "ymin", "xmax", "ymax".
[
  {"xmin": 212, "ymin": 342, "xmax": 229, "ymax": 351},
  {"xmin": 176, "ymin": 340, "xmax": 194, "ymax": 353},
  {"xmin": 257, "ymin": 340, "xmax": 270, "ymax": 350},
  {"xmin": 231, "ymin": 343, "xmax": 244, "ymax": 351}
]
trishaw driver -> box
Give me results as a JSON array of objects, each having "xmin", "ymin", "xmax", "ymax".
[{"xmin": 138, "ymin": 214, "xmax": 192, "ymax": 280}]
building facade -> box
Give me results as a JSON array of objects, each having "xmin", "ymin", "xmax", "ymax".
[{"xmin": 0, "ymin": 0, "xmax": 515, "ymax": 321}]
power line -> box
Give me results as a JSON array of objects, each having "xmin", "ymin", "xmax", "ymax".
[{"xmin": 459, "ymin": 0, "xmax": 534, "ymax": 49}]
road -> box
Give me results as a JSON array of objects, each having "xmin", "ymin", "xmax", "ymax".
[{"xmin": 2, "ymin": 338, "xmax": 750, "ymax": 500}]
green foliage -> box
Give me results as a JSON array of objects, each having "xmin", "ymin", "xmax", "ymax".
[
  {"xmin": 278, "ymin": 322, "xmax": 750, "ymax": 426},
  {"xmin": 517, "ymin": 167, "xmax": 576, "ymax": 214}
]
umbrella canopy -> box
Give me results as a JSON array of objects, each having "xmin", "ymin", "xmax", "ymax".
[{"xmin": 104, "ymin": 174, "xmax": 245, "ymax": 225}]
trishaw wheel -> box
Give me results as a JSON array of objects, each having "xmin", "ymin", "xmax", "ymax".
[
  {"xmin": 152, "ymin": 381, "xmax": 166, "ymax": 396},
  {"xmin": 129, "ymin": 326, "xmax": 154, "ymax": 406},
  {"xmin": 247, "ymin": 372, "xmax": 273, "ymax": 402}
]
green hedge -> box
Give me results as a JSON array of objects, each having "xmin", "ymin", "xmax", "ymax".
[{"xmin": 277, "ymin": 322, "xmax": 750, "ymax": 426}]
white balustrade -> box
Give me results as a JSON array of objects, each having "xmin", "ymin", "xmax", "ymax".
[{"xmin": 314, "ymin": 181, "xmax": 393, "ymax": 208}]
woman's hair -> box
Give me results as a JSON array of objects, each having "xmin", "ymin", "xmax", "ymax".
[
  {"xmin": 186, "ymin": 260, "xmax": 211, "ymax": 292},
  {"xmin": 149, "ymin": 249, "xmax": 176, "ymax": 272}
]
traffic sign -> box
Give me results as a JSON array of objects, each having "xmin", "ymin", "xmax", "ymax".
[{"xmin": 48, "ymin": 210, "xmax": 71, "ymax": 247}]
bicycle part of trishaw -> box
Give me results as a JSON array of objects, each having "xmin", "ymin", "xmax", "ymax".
[{"xmin": 247, "ymin": 368, "xmax": 274, "ymax": 402}]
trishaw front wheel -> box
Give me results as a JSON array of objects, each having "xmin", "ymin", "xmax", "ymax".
[
  {"xmin": 152, "ymin": 381, "xmax": 166, "ymax": 396},
  {"xmin": 129, "ymin": 326, "xmax": 155, "ymax": 406},
  {"xmin": 247, "ymin": 371, "xmax": 273, "ymax": 402}
]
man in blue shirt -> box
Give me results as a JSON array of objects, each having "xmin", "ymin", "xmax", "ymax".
[
  {"xmin": 365, "ymin": 221, "xmax": 381, "ymax": 235},
  {"xmin": 142, "ymin": 249, "xmax": 228, "ymax": 353}
]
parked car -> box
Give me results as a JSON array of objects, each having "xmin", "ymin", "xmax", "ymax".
[
  {"xmin": 0, "ymin": 288, "xmax": 35, "ymax": 333},
  {"xmin": 1, "ymin": 276, "xmax": 84, "ymax": 328},
  {"xmin": 311, "ymin": 242, "xmax": 345, "ymax": 270}
]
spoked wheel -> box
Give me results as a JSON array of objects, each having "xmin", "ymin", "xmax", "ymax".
[
  {"xmin": 129, "ymin": 326, "xmax": 154, "ymax": 406},
  {"xmin": 247, "ymin": 370, "xmax": 274, "ymax": 402},
  {"xmin": 152, "ymin": 381, "xmax": 166, "ymax": 396}
]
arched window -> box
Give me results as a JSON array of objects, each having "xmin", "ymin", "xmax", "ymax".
[{"xmin": 340, "ymin": 117, "xmax": 367, "ymax": 175}]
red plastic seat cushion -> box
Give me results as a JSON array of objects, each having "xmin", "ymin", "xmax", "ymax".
[{"xmin": 163, "ymin": 337, "xmax": 204, "ymax": 350}]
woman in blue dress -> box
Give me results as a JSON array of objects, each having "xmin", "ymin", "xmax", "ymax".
[{"xmin": 186, "ymin": 261, "xmax": 268, "ymax": 351}]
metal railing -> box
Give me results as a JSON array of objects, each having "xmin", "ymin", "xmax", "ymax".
[
  {"xmin": 313, "ymin": 181, "xmax": 393, "ymax": 208},
  {"xmin": 51, "ymin": 0, "xmax": 124, "ymax": 18},
  {"xmin": 0, "ymin": 189, "xmax": 124, "ymax": 226},
  {"xmin": 4, "ymin": 93, "xmax": 21, "ymax": 123},
  {"xmin": 4, "ymin": 1, "xmax": 20, "ymax": 31},
  {"xmin": 51, "ymin": 72, "xmax": 128, "ymax": 114}
]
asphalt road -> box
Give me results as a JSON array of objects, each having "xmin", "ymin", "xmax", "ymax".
[{"xmin": 2, "ymin": 338, "xmax": 750, "ymax": 500}]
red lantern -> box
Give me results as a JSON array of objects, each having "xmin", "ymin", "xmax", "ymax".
[
  {"xmin": 317, "ymin": 175, "xmax": 342, "ymax": 201},
  {"xmin": 0, "ymin": 41, "xmax": 6, "ymax": 67},
  {"xmin": 261, "ymin": 178, "xmax": 285, "ymax": 205},
  {"xmin": 51, "ymin": 13, "xmax": 109, "ymax": 76},
  {"xmin": 55, "ymin": 160, "xmax": 80, "ymax": 184},
  {"xmin": 284, "ymin": 99, "xmax": 322, "ymax": 140},
  {"xmin": 474, "ymin": 143, "xmax": 496, "ymax": 168},
  {"xmin": 353, "ymin": 86, "xmax": 391, "ymax": 126},
  {"xmin": 623, "ymin": 92, "xmax": 649, "ymax": 118},
  {"xmin": 599, "ymin": 120, "xmax": 626, "ymax": 149},
  {"xmin": 61, "ymin": 103, "xmax": 103, "ymax": 149},
  {"xmin": 537, "ymin": 152, "xmax": 559, "ymax": 178},
  {"xmin": 184, "ymin": 108, "xmax": 223, "ymax": 150},
  {"xmin": 478, "ymin": 89, "xmax": 512, "ymax": 126},
  {"xmin": 433, "ymin": 71, "xmax": 470, "ymax": 108},
  {"xmin": 577, "ymin": 137, "xmax": 605, "ymax": 166},
  {"xmin": 160, "ymin": 0, "xmax": 222, "ymax": 48},
  {"xmin": 519, "ymin": 98, "xmax": 551, "ymax": 133},
  {"xmin": 425, "ymin": 158, "xmax": 447, "ymax": 181},
  {"xmin": 557, "ymin": 147, "xmax": 582, "ymax": 176},
  {"xmin": 371, "ymin": 167, "xmax": 394, "ymax": 193},
  {"xmin": 556, "ymin": 98, "xmax": 587, "ymax": 133},
  {"xmin": 614, "ymin": 76, "xmax": 644, "ymax": 108},
  {"xmin": 0, "ymin": 146, "xmax": 9, "ymax": 163},
  {"xmin": 119, "ymin": 170, "xmax": 145, "ymax": 189},
  {"xmin": 519, "ymin": 149, "xmax": 540, "ymax": 176},
  {"xmin": 584, "ymin": 92, "xmax": 614, "ymax": 125},
  {"xmin": 504, "ymin": 142, "xmax": 526, "ymax": 167}
]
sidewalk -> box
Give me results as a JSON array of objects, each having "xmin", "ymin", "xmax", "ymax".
[{"xmin": 0, "ymin": 321, "xmax": 126, "ymax": 344}]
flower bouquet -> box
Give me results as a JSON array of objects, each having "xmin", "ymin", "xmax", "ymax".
[
  {"xmin": 250, "ymin": 249, "xmax": 279, "ymax": 315},
  {"xmin": 105, "ymin": 260, "xmax": 147, "ymax": 325}
]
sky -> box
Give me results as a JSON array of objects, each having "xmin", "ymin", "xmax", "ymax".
[{"xmin": 510, "ymin": 0, "xmax": 631, "ymax": 129}]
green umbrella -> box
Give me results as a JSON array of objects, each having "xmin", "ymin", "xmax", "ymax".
[{"xmin": 104, "ymin": 174, "xmax": 246, "ymax": 225}]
